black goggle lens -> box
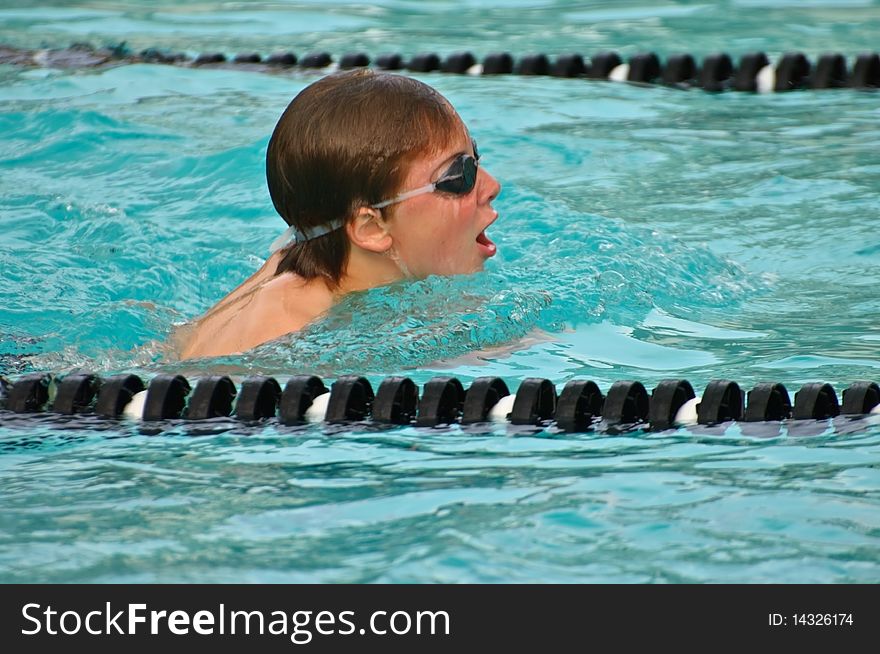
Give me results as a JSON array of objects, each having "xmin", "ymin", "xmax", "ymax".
[{"xmin": 435, "ymin": 154, "xmax": 478, "ymax": 195}]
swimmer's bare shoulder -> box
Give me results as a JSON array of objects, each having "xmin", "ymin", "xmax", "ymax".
[{"xmin": 173, "ymin": 254, "xmax": 333, "ymax": 359}]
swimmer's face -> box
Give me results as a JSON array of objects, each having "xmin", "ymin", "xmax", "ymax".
[{"xmin": 384, "ymin": 125, "xmax": 501, "ymax": 278}]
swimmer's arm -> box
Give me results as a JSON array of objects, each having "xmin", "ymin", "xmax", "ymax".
[{"xmin": 429, "ymin": 328, "xmax": 557, "ymax": 368}]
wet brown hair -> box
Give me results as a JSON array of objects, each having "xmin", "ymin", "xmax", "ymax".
[{"xmin": 266, "ymin": 69, "xmax": 463, "ymax": 287}]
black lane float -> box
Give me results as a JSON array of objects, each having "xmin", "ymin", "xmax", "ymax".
[
  {"xmin": 1, "ymin": 43, "xmax": 879, "ymax": 92},
  {"xmin": 1, "ymin": 372, "xmax": 879, "ymax": 434}
]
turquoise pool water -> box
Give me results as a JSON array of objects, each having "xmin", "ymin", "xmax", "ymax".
[{"xmin": 1, "ymin": 0, "xmax": 879, "ymax": 582}]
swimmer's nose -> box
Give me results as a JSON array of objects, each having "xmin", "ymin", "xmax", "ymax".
[{"xmin": 479, "ymin": 167, "xmax": 501, "ymax": 204}]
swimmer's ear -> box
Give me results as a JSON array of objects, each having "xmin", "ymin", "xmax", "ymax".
[{"xmin": 347, "ymin": 207, "xmax": 393, "ymax": 253}]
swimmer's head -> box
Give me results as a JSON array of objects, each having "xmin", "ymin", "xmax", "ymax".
[{"xmin": 266, "ymin": 69, "xmax": 500, "ymax": 288}]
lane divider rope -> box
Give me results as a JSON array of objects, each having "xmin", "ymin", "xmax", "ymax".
[
  {"xmin": 1, "ymin": 372, "xmax": 878, "ymax": 433},
  {"xmin": 1, "ymin": 43, "xmax": 879, "ymax": 92}
]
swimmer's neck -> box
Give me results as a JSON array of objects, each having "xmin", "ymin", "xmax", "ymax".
[{"xmin": 333, "ymin": 244, "xmax": 409, "ymax": 296}]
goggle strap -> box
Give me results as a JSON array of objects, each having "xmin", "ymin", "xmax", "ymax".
[
  {"xmin": 370, "ymin": 182, "xmax": 437, "ymax": 209},
  {"xmin": 268, "ymin": 218, "xmax": 346, "ymax": 253}
]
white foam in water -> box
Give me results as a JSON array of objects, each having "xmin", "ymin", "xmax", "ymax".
[
  {"xmin": 608, "ymin": 63, "xmax": 630, "ymax": 82},
  {"xmin": 123, "ymin": 390, "xmax": 148, "ymax": 420},
  {"xmin": 304, "ymin": 391, "xmax": 330, "ymax": 422},
  {"xmin": 756, "ymin": 64, "xmax": 776, "ymax": 93},
  {"xmin": 489, "ymin": 394, "xmax": 516, "ymax": 422},
  {"xmin": 872, "ymin": 403, "xmax": 880, "ymax": 415},
  {"xmin": 674, "ymin": 396, "xmax": 701, "ymax": 426},
  {"xmin": 467, "ymin": 63, "xmax": 483, "ymax": 75}
]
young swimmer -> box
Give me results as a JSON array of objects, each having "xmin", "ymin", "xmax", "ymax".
[{"xmin": 178, "ymin": 69, "xmax": 501, "ymax": 359}]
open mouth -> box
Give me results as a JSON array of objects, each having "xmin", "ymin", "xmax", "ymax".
[{"xmin": 476, "ymin": 229, "xmax": 497, "ymax": 257}]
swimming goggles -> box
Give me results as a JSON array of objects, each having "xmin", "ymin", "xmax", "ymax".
[
  {"xmin": 371, "ymin": 144, "xmax": 480, "ymax": 209},
  {"xmin": 269, "ymin": 143, "xmax": 480, "ymax": 252}
]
